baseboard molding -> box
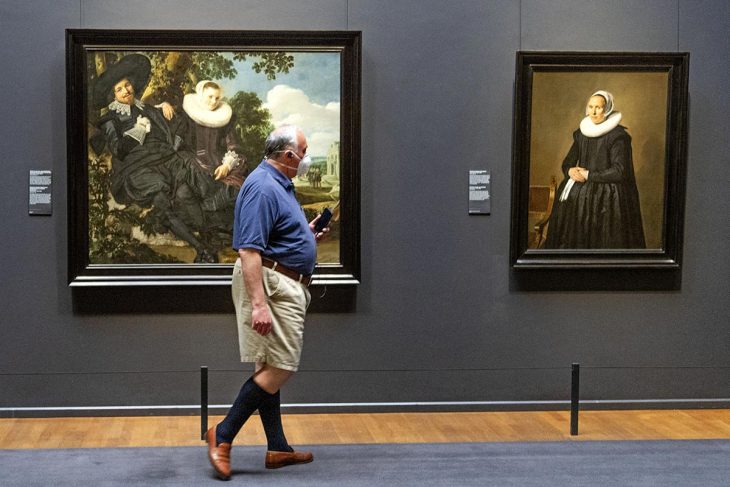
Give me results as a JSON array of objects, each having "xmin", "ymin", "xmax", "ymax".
[{"xmin": 1, "ymin": 398, "xmax": 729, "ymax": 418}]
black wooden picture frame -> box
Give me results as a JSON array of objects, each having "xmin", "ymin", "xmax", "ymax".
[
  {"xmin": 510, "ymin": 51, "xmax": 689, "ymax": 288},
  {"xmin": 66, "ymin": 29, "xmax": 361, "ymax": 288}
]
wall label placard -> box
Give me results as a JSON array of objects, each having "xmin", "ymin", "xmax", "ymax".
[
  {"xmin": 29, "ymin": 170, "xmax": 52, "ymax": 215},
  {"xmin": 469, "ymin": 169, "xmax": 490, "ymax": 215}
]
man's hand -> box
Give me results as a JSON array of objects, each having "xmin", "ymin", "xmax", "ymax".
[
  {"xmin": 309, "ymin": 214, "xmax": 330, "ymax": 241},
  {"xmin": 136, "ymin": 116, "xmax": 152, "ymax": 133},
  {"xmin": 123, "ymin": 116, "xmax": 152, "ymax": 144},
  {"xmin": 156, "ymin": 102, "xmax": 176, "ymax": 121},
  {"xmin": 239, "ymin": 248, "xmax": 273, "ymax": 336},
  {"xmin": 251, "ymin": 304, "xmax": 274, "ymax": 336}
]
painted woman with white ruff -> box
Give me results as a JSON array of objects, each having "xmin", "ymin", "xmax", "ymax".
[
  {"xmin": 544, "ymin": 90, "xmax": 646, "ymax": 249},
  {"xmin": 181, "ymin": 80, "xmax": 248, "ymax": 214}
]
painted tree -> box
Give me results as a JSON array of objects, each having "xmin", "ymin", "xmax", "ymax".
[
  {"xmin": 228, "ymin": 91, "xmax": 274, "ymax": 163},
  {"xmin": 142, "ymin": 51, "xmax": 293, "ymax": 106}
]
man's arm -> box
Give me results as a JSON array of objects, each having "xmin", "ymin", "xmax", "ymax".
[
  {"xmin": 100, "ymin": 118, "xmax": 139, "ymax": 160},
  {"xmin": 239, "ymin": 248, "xmax": 273, "ymax": 336}
]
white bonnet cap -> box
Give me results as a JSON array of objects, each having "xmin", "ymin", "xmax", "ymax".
[{"xmin": 590, "ymin": 90, "xmax": 614, "ymax": 116}]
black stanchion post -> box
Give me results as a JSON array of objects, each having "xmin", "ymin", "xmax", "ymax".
[
  {"xmin": 570, "ymin": 363, "xmax": 580, "ymax": 436},
  {"xmin": 201, "ymin": 366, "xmax": 208, "ymax": 441}
]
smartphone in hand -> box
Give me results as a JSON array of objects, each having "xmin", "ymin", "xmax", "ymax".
[{"xmin": 314, "ymin": 208, "xmax": 332, "ymax": 232}]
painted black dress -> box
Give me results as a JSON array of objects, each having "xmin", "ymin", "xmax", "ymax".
[{"xmin": 544, "ymin": 125, "xmax": 646, "ymax": 249}]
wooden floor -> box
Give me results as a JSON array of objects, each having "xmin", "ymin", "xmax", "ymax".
[{"xmin": 1, "ymin": 410, "xmax": 729, "ymax": 449}]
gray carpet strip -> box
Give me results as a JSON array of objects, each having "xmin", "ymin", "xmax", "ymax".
[{"xmin": 2, "ymin": 440, "xmax": 728, "ymax": 486}]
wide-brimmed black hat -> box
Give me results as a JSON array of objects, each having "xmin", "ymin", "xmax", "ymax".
[{"xmin": 92, "ymin": 54, "xmax": 151, "ymax": 109}]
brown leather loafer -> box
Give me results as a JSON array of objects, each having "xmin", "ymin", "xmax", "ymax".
[
  {"xmin": 206, "ymin": 427, "xmax": 232, "ymax": 480},
  {"xmin": 265, "ymin": 449, "xmax": 314, "ymax": 469}
]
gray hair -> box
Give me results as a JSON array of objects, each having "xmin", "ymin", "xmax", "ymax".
[{"xmin": 264, "ymin": 125, "xmax": 300, "ymax": 157}]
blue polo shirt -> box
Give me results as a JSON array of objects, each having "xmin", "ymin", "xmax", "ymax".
[{"xmin": 233, "ymin": 160, "xmax": 317, "ymax": 275}]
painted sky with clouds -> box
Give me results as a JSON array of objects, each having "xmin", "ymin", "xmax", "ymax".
[{"xmin": 215, "ymin": 52, "xmax": 341, "ymax": 157}]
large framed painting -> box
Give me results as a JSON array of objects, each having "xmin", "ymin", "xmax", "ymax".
[
  {"xmin": 510, "ymin": 52, "xmax": 689, "ymax": 277},
  {"xmin": 66, "ymin": 29, "xmax": 360, "ymax": 287}
]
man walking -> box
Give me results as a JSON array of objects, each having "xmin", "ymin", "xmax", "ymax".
[{"xmin": 206, "ymin": 125, "xmax": 327, "ymax": 480}]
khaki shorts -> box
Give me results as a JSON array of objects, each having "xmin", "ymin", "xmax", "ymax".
[{"xmin": 232, "ymin": 258, "xmax": 311, "ymax": 372}]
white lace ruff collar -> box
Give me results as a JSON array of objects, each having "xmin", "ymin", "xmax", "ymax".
[
  {"xmin": 182, "ymin": 93, "xmax": 232, "ymax": 128},
  {"xmin": 579, "ymin": 112, "xmax": 622, "ymax": 137},
  {"xmin": 108, "ymin": 99, "xmax": 145, "ymax": 116}
]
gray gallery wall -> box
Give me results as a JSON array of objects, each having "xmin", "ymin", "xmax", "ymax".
[{"xmin": 1, "ymin": 0, "xmax": 728, "ymax": 415}]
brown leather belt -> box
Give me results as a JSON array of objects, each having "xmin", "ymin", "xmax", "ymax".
[{"xmin": 261, "ymin": 257, "xmax": 313, "ymax": 287}]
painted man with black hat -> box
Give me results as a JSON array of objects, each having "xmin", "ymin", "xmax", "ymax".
[{"xmin": 93, "ymin": 53, "xmax": 216, "ymax": 263}]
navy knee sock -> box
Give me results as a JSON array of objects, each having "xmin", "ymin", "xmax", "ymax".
[
  {"xmin": 258, "ymin": 389, "xmax": 293, "ymax": 452},
  {"xmin": 216, "ymin": 376, "xmax": 266, "ymax": 445}
]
